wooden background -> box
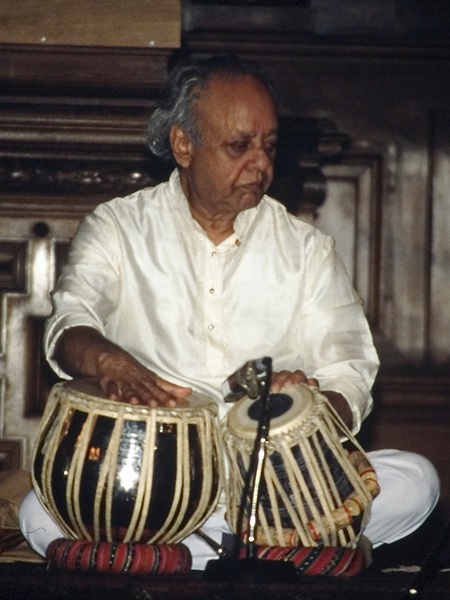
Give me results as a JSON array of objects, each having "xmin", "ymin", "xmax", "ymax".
[{"xmin": 0, "ymin": 0, "xmax": 449, "ymax": 515}]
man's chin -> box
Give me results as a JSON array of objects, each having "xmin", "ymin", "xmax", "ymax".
[{"xmin": 239, "ymin": 190, "xmax": 264, "ymax": 210}]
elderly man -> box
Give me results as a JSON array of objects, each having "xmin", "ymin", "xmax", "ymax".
[{"xmin": 20, "ymin": 55, "xmax": 439, "ymax": 570}]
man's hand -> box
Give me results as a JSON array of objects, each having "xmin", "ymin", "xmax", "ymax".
[
  {"xmin": 53, "ymin": 326, "xmax": 192, "ymax": 408},
  {"xmin": 97, "ymin": 350, "xmax": 192, "ymax": 408},
  {"xmin": 271, "ymin": 369, "xmax": 353, "ymax": 430},
  {"xmin": 271, "ymin": 369, "xmax": 318, "ymax": 392}
]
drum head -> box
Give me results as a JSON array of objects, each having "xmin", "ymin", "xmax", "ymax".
[
  {"xmin": 60, "ymin": 379, "xmax": 214, "ymax": 412},
  {"xmin": 226, "ymin": 384, "xmax": 317, "ymax": 439}
]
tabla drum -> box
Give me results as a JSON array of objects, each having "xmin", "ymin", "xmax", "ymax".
[
  {"xmin": 223, "ymin": 384, "xmax": 379, "ymax": 548},
  {"xmin": 32, "ymin": 379, "xmax": 224, "ymax": 545}
]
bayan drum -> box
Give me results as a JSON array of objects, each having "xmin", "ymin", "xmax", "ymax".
[
  {"xmin": 32, "ymin": 379, "xmax": 223, "ymax": 545},
  {"xmin": 223, "ymin": 384, "xmax": 379, "ymax": 548}
]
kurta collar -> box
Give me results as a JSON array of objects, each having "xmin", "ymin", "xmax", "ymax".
[{"xmin": 168, "ymin": 169, "xmax": 261, "ymax": 248}]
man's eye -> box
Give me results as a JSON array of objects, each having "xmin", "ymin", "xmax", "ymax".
[
  {"xmin": 229, "ymin": 141, "xmax": 249, "ymax": 153},
  {"xmin": 265, "ymin": 142, "xmax": 277, "ymax": 155}
]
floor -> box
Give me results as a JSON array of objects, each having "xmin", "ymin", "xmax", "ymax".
[{"xmin": 1, "ymin": 506, "xmax": 449, "ymax": 600}]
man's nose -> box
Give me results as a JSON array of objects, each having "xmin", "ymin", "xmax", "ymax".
[{"xmin": 251, "ymin": 145, "xmax": 274, "ymax": 172}]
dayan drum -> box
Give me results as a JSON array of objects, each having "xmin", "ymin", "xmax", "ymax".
[
  {"xmin": 32, "ymin": 379, "xmax": 223, "ymax": 545},
  {"xmin": 223, "ymin": 384, "xmax": 379, "ymax": 548}
]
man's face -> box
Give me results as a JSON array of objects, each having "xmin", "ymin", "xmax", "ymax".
[{"xmin": 176, "ymin": 74, "xmax": 278, "ymax": 220}]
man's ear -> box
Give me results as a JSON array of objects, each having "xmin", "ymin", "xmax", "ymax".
[{"xmin": 170, "ymin": 125, "xmax": 193, "ymax": 168}]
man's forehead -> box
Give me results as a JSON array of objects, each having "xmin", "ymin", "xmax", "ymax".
[
  {"xmin": 195, "ymin": 74, "xmax": 277, "ymax": 126},
  {"xmin": 202, "ymin": 73, "xmax": 270, "ymax": 99}
]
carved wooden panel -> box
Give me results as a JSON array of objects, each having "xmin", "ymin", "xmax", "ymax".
[
  {"xmin": 0, "ymin": 440, "xmax": 21, "ymax": 471},
  {"xmin": 0, "ymin": 215, "xmax": 79, "ymax": 468},
  {"xmin": 320, "ymin": 154, "xmax": 382, "ymax": 326},
  {"xmin": 24, "ymin": 316, "xmax": 60, "ymax": 418},
  {"xmin": 0, "ymin": 242, "xmax": 27, "ymax": 292},
  {"xmin": 430, "ymin": 111, "xmax": 450, "ymax": 370},
  {"xmin": 0, "ymin": 0, "xmax": 181, "ymax": 49},
  {"xmin": 24, "ymin": 243, "xmax": 71, "ymax": 418}
]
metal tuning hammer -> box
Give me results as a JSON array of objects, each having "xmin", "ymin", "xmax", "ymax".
[{"xmin": 221, "ymin": 357, "xmax": 270, "ymax": 402}]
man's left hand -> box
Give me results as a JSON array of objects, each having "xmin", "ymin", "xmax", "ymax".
[{"xmin": 271, "ymin": 369, "xmax": 353, "ymax": 430}]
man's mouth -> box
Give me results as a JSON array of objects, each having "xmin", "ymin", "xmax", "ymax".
[{"xmin": 242, "ymin": 181, "xmax": 264, "ymax": 194}]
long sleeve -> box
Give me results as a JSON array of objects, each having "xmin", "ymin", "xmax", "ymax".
[{"xmin": 295, "ymin": 235, "xmax": 379, "ymax": 432}]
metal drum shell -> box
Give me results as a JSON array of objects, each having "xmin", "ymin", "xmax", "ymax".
[{"xmin": 32, "ymin": 379, "xmax": 224, "ymax": 545}]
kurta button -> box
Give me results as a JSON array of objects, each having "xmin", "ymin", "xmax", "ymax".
[
  {"xmin": 211, "ymin": 251, "xmax": 217, "ymax": 257},
  {"xmin": 209, "ymin": 288, "xmax": 215, "ymax": 294},
  {"xmin": 208, "ymin": 324, "xmax": 214, "ymax": 330}
]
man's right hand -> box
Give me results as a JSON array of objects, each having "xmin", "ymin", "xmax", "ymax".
[{"xmin": 53, "ymin": 326, "xmax": 192, "ymax": 408}]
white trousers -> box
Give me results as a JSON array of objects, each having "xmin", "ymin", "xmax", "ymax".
[{"xmin": 19, "ymin": 449, "xmax": 440, "ymax": 571}]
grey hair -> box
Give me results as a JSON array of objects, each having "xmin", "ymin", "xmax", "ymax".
[{"xmin": 147, "ymin": 54, "xmax": 278, "ymax": 163}]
